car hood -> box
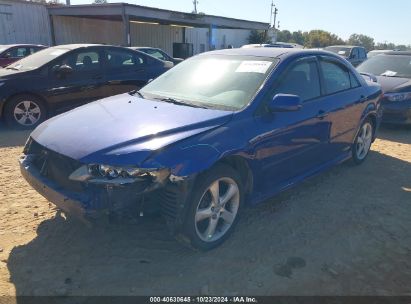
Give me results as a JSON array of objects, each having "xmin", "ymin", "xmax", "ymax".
[
  {"xmin": 376, "ymin": 76, "xmax": 411, "ymax": 92},
  {"xmin": 31, "ymin": 93, "xmax": 233, "ymax": 164},
  {"xmin": 0, "ymin": 68, "xmax": 32, "ymax": 80}
]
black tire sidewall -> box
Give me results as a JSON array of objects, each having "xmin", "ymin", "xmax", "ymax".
[
  {"xmin": 4, "ymin": 95, "xmax": 46, "ymax": 129},
  {"xmin": 352, "ymin": 118, "xmax": 373, "ymax": 164},
  {"xmin": 181, "ymin": 163, "xmax": 244, "ymax": 251}
]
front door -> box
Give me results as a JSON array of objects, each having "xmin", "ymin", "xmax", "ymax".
[
  {"xmin": 252, "ymin": 56, "xmax": 331, "ymax": 197},
  {"xmin": 46, "ymin": 48, "xmax": 105, "ymax": 112}
]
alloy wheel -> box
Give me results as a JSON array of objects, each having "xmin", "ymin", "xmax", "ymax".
[
  {"xmin": 356, "ymin": 122, "xmax": 373, "ymax": 160},
  {"xmin": 194, "ymin": 177, "xmax": 240, "ymax": 243},
  {"xmin": 13, "ymin": 100, "xmax": 42, "ymax": 127}
]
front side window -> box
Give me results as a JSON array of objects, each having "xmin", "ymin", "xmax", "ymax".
[
  {"xmin": 320, "ymin": 60, "xmax": 351, "ymax": 94},
  {"xmin": 140, "ymin": 55, "xmax": 278, "ymax": 110},
  {"xmin": 273, "ymin": 60, "xmax": 321, "ymax": 102},
  {"xmin": 54, "ymin": 50, "xmax": 101, "ymax": 72}
]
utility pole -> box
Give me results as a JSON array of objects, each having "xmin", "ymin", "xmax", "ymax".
[
  {"xmin": 273, "ymin": 5, "xmax": 278, "ymax": 30},
  {"xmin": 193, "ymin": 0, "xmax": 198, "ymax": 14}
]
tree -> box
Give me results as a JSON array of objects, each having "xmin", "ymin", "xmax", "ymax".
[
  {"xmin": 348, "ymin": 34, "xmax": 375, "ymax": 52},
  {"xmin": 304, "ymin": 30, "xmax": 345, "ymax": 48},
  {"xmin": 276, "ymin": 30, "xmax": 292, "ymax": 43},
  {"xmin": 291, "ymin": 31, "xmax": 304, "ymax": 45},
  {"xmin": 247, "ymin": 30, "xmax": 269, "ymax": 44}
]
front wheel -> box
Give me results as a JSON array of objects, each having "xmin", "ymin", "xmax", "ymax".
[
  {"xmin": 4, "ymin": 95, "xmax": 46, "ymax": 129},
  {"xmin": 178, "ymin": 164, "xmax": 243, "ymax": 251},
  {"xmin": 352, "ymin": 119, "xmax": 374, "ymax": 164}
]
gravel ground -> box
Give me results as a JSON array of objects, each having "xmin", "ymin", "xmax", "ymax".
[{"xmin": 0, "ymin": 125, "xmax": 410, "ymax": 296}]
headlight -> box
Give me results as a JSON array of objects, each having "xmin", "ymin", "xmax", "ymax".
[
  {"xmin": 384, "ymin": 92, "xmax": 411, "ymax": 102},
  {"xmin": 69, "ymin": 164, "xmax": 170, "ymax": 184}
]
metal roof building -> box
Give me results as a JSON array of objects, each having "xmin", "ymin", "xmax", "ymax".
[{"xmin": 0, "ymin": 1, "xmax": 269, "ymax": 57}]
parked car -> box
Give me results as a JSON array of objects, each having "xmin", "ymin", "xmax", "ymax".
[
  {"xmin": 20, "ymin": 48, "xmax": 382, "ymax": 250},
  {"xmin": 0, "ymin": 44, "xmax": 47, "ymax": 68},
  {"xmin": 130, "ymin": 46, "xmax": 183, "ymax": 65},
  {"xmin": 357, "ymin": 51, "xmax": 411, "ymax": 124},
  {"xmin": 324, "ymin": 45, "xmax": 367, "ymax": 66},
  {"xmin": 367, "ymin": 49, "xmax": 394, "ymax": 58},
  {"xmin": 0, "ymin": 44, "xmax": 172, "ymax": 128}
]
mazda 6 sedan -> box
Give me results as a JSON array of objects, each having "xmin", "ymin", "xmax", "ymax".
[{"xmin": 20, "ymin": 48, "xmax": 382, "ymax": 250}]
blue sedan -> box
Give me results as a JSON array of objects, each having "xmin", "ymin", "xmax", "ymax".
[{"xmin": 20, "ymin": 48, "xmax": 382, "ymax": 250}]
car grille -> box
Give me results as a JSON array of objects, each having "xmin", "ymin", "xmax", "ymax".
[{"xmin": 26, "ymin": 139, "xmax": 85, "ymax": 192}]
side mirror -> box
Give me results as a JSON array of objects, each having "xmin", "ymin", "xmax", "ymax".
[
  {"xmin": 173, "ymin": 58, "xmax": 184, "ymax": 64},
  {"xmin": 53, "ymin": 64, "xmax": 73, "ymax": 77},
  {"xmin": 163, "ymin": 60, "xmax": 174, "ymax": 69},
  {"xmin": 269, "ymin": 94, "xmax": 302, "ymax": 112}
]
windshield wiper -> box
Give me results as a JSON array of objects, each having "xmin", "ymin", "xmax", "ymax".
[
  {"xmin": 157, "ymin": 97, "xmax": 208, "ymax": 109},
  {"xmin": 129, "ymin": 90, "xmax": 145, "ymax": 98},
  {"xmin": 5, "ymin": 66, "xmax": 20, "ymax": 71}
]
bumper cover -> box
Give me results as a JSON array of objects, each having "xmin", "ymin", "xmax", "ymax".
[
  {"xmin": 382, "ymin": 101, "xmax": 411, "ymax": 125},
  {"xmin": 20, "ymin": 155, "xmax": 88, "ymax": 219}
]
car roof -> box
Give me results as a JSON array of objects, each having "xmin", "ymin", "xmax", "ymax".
[
  {"xmin": 50, "ymin": 44, "xmax": 104, "ymax": 50},
  {"xmin": 202, "ymin": 47, "xmax": 337, "ymax": 59},
  {"xmin": 325, "ymin": 45, "xmax": 361, "ymax": 49}
]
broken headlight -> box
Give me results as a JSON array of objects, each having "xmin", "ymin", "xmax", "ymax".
[{"xmin": 69, "ymin": 164, "xmax": 170, "ymax": 184}]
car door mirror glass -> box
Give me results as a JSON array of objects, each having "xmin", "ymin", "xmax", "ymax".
[{"xmin": 269, "ymin": 94, "xmax": 302, "ymax": 112}]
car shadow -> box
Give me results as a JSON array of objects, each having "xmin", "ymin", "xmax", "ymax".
[
  {"xmin": 377, "ymin": 124, "xmax": 411, "ymax": 145},
  {"xmin": 0, "ymin": 125, "xmax": 31, "ymax": 148},
  {"xmin": 7, "ymin": 151, "xmax": 411, "ymax": 297}
]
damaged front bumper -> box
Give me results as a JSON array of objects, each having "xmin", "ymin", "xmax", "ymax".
[{"xmin": 19, "ymin": 154, "xmax": 167, "ymax": 221}]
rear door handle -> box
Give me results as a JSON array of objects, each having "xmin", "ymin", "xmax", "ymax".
[{"xmin": 317, "ymin": 110, "xmax": 328, "ymax": 120}]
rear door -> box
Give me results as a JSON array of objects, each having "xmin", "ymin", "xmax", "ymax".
[
  {"xmin": 101, "ymin": 47, "xmax": 154, "ymax": 96},
  {"xmin": 46, "ymin": 48, "xmax": 105, "ymax": 111},
  {"xmin": 317, "ymin": 56, "xmax": 364, "ymax": 159}
]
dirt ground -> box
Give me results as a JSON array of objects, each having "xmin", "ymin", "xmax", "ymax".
[{"xmin": 0, "ymin": 124, "xmax": 410, "ymax": 297}]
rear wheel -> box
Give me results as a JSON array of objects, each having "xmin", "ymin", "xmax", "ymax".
[
  {"xmin": 352, "ymin": 119, "xmax": 373, "ymax": 164},
  {"xmin": 178, "ymin": 164, "xmax": 243, "ymax": 251},
  {"xmin": 4, "ymin": 95, "xmax": 46, "ymax": 129}
]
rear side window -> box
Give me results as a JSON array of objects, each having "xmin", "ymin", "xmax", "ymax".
[
  {"xmin": 320, "ymin": 60, "xmax": 351, "ymax": 95},
  {"xmin": 105, "ymin": 48, "xmax": 146, "ymax": 70},
  {"xmin": 274, "ymin": 60, "xmax": 321, "ymax": 102}
]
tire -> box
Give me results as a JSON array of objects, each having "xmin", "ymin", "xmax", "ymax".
[
  {"xmin": 178, "ymin": 164, "xmax": 244, "ymax": 251},
  {"xmin": 352, "ymin": 119, "xmax": 374, "ymax": 164},
  {"xmin": 4, "ymin": 94, "xmax": 47, "ymax": 129}
]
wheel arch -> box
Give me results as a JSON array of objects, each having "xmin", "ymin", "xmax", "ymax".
[
  {"xmin": 214, "ymin": 155, "xmax": 254, "ymax": 196},
  {"xmin": 3, "ymin": 92, "xmax": 49, "ymax": 117}
]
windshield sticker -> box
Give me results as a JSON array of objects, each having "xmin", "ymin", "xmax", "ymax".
[
  {"xmin": 381, "ymin": 70, "xmax": 397, "ymax": 77},
  {"xmin": 338, "ymin": 50, "xmax": 347, "ymax": 55},
  {"xmin": 235, "ymin": 61, "xmax": 272, "ymax": 74}
]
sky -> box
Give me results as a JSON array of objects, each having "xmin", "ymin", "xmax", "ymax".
[{"xmin": 70, "ymin": 0, "xmax": 411, "ymax": 45}]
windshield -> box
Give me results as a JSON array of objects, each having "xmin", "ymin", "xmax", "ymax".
[
  {"xmin": 6, "ymin": 47, "xmax": 70, "ymax": 70},
  {"xmin": 140, "ymin": 55, "xmax": 278, "ymax": 110},
  {"xmin": 357, "ymin": 54, "xmax": 411, "ymax": 78},
  {"xmin": 324, "ymin": 46, "xmax": 351, "ymax": 58}
]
